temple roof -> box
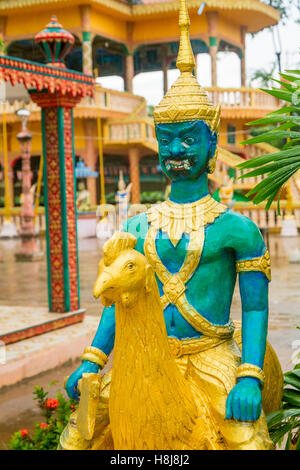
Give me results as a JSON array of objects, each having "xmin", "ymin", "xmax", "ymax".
[{"xmin": 0, "ymin": 0, "xmax": 280, "ymax": 33}]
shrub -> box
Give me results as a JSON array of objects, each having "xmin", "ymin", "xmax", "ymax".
[
  {"xmin": 8, "ymin": 383, "xmax": 77, "ymax": 450},
  {"xmin": 267, "ymin": 363, "xmax": 300, "ymax": 450}
]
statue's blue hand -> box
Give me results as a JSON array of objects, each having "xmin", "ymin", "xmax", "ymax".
[
  {"xmin": 65, "ymin": 361, "xmax": 100, "ymax": 401},
  {"xmin": 225, "ymin": 377, "xmax": 262, "ymax": 422}
]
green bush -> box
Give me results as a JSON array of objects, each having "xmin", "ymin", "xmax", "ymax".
[
  {"xmin": 267, "ymin": 362, "xmax": 300, "ymax": 450},
  {"xmin": 141, "ymin": 191, "xmax": 164, "ymax": 204},
  {"xmin": 8, "ymin": 383, "xmax": 77, "ymax": 450}
]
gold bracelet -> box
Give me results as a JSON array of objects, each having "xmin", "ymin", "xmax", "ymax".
[
  {"xmin": 236, "ymin": 363, "xmax": 265, "ymax": 389},
  {"xmin": 236, "ymin": 250, "xmax": 271, "ymax": 281},
  {"xmin": 81, "ymin": 346, "xmax": 108, "ymax": 369}
]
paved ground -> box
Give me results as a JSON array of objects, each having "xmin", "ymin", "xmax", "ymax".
[{"xmin": 0, "ymin": 233, "xmax": 299, "ymax": 449}]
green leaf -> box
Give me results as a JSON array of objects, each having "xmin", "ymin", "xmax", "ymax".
[
  {"xmin": 238, "ymin": 147, "xmax": 300, "ymax": 170},
  {"xmin": 286, "ymin": 70, "xmax": 300, "ymax": 75},
  {"xmin": 284, "ymin": 370, "xmax": 300, "ymax": 390},
  {"xmin": 294, "ymin": 433, "xmax": 300, "ymax": 450},
  {"xmin": 269, "ymin": 78, "xmax": 295, "ymax": 92},
  {"xmin": 242, "ymin": 131, "xmax": 300, "ymax": 145},
  {"xmin": 267, "ymin": 408, "xmax": 300, "ymax": 429},
  {"xmin": 247, "ymin": 115, "xmax": 300, "ymax": 126},
  {"xmin": 279, "ymin": 73, "xmax": 300, "ymax": 83},
  {"xmin": 283, "ymin": 388, "xmax": 300, "ymax": 407},
  {"xmin": 259, "ymin": 88, "xmax": 292, "ymax": 102},
  {"xmin": 269, "ymin": 423, "xmax": 293, "ymax": 445},
  {"xmin": 237, "ymin": 157, "xmax": 300, "ymax": 178},
  {"xmin": 246, "ymin": 164, "xmax": 298, "ymax": 197},
  {"xmin": 268, "ymin": 105, "xmax": 300, "ymax": 116}
]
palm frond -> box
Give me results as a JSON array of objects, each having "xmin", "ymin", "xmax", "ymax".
[{"xmin": 239, "ymin": 66, "xmax": 300, "ymax": 210}]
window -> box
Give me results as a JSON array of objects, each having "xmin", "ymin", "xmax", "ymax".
[{"xmin": 227, "ymin": 124, "xmax": 236, "ymax": 145}]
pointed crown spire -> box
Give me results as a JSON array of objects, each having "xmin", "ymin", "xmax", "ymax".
[{"xmin": 154, "ymin": 0, "xmax": 221, "ymax": 133}]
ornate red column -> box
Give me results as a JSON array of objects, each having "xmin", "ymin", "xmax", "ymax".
[
  {"xmin": 32, "ymin": 16, "xmax": 93, "ymax": 313},
  {"xmin": 0, "ymin": 16, "xmax": 94, "ymax": 318}
]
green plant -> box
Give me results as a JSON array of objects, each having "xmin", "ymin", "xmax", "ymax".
[
  {"xmin": 8, "ymin": 383, "xmax": 77, "ymax": 450},
  {"xmin": 267, "ymin": 363, "xmax": 300, "ymax": 450},
  {"xmin": 238, "ymin": 68, "xmax": 300, "ymax": 210},
  {"xmin": 141, "ymin": 191, "xmax": 164, "ymax": 204}
]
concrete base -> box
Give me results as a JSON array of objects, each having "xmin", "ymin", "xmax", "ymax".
[
  {"xmin": 0, "ymin": 315, "xmax": 99, "ymax": 389},
  {"xmin": 281, "ymin": 217, "xmax": 298, "ymax": 237},
  {"xmin": 289, "ymin": 249, "xmax": 300, "ymax": 263},
  {"xmin": 0, "ymin": 222, "xmax": 18, "ymax": 239}
]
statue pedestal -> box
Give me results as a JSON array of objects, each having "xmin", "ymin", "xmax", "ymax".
[
  {"xmin": 281, "ymin": 216, "xmax": 298, "ymax": 237},
  {"xmin": 0, "ymin": 221, "xmax": 18, "ymax": 238},
  {"xmin": 15, "ymin": 242, "xmax": 44, "ymax": 262},
  {"xmin": 77, "ymin": 212, "xmax": 97, "ymax": 239}
]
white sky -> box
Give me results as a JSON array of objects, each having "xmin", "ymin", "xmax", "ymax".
[{"xmin": 99, "ymin": 9, "xmax": 300, "ymax": 107}]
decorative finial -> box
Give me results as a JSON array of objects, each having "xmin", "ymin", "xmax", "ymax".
[
  {"xmin": 35, "ymin": 15, "xmax": 75, "ymax": 68},
  {"xmin": 176, "ymin": 0, "xmax": 195, "ymax": 74}
]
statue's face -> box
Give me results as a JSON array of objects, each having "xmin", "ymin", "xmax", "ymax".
[{"xmin": 155, "ymin": 120, "xmax": 217, "ymax": 181}]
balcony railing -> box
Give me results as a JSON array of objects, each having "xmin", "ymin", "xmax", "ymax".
[
  {"xmin": 207, "ymin": 87, "xmax": 280, "ymax": 110},
  {"xmin": 2, "ymin": 85, "xmax": 146, "ymax": 121}
]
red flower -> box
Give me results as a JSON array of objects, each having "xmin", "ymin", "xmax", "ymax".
[
  {"xmin": 20, "ymin": 429, "xmax": 29, "ymax": 439},
  {"xmin": 45, "ymin": 398, "xmax": 59, "ymax": 410},
  {"xmin": 40, "ymin": 423, "xmax": 48, "ymax": 429}
]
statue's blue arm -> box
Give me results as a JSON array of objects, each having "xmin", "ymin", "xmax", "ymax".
[
  {"xmin": 65, "ymin": 306, "xmax": 115, "ymax": 400},
  {"xmin": 65, "ymin": 218, "xmax": 140, "ymax": 400},
  {"xmin": 225, "ymin": 213, "xmax": 269, "ymax": 422}
]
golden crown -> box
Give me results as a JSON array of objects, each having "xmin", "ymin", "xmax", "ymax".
[{"xmin": 153, "ymin": 0, "xmax": 221, "ymax": 133}]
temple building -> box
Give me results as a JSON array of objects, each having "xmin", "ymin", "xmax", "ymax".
[{"xmin": 0, "ymin": 0, "xmax": 283, "ymax": 208}]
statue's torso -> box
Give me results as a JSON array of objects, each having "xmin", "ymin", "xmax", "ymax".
[{"xmin": 124, "ymin": 200, "xmax": 266, "ymax": 341}]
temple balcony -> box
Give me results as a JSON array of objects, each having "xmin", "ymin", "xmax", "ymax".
[
  {"xmin": 207, "ymin": 87, "xmax": 280, "ymax": 120},
  {"xmin": 3, "ymin": 84, "xmax": 147, "ymax": 123},
  {"xmin": 3, "ymin": 85, "xmax": 279, "ymax": 125}
]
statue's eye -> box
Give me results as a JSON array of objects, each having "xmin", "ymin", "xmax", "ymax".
[
  {"xmin": 160, "ymin": 137, "xmax": 169, "ymax": 145},
  {"xmin": 126, "ymin": 262, "xmax": 135, "ymax": 270},
  {"xmin": 184, "ymin": 137, "xmax": 195, "ymax": 145}
]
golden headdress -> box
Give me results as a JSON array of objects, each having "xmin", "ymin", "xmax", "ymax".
[{"xmin": 153, "ymin": 0, "xmax": 221, "ymax": 134}]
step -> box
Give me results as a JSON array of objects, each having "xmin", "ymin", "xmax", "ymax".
[{"xmin": 0, "ymin": 314, "xmax": 99, "ymax": 389}]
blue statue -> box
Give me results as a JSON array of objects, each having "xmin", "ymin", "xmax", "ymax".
[{"xmin": 60, "ymin": 0, "xmax": 281, "ymax": 451}]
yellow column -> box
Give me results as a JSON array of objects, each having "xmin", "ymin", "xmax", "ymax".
[
  {"xmin": 206, "ymin": 11, "xmax": 218, "ymax": 87},
  {"xmin": 97, "ymin": 116, "xmax": 106, "ymax": 205},
  {"xmin": 240, "ymin": 26, "xmax": 247, "ymax": 87},
  {"xmin": 2, "ymin": 102, "xmax": 11, "ymax": 221},
  {"xmin": 83, "ymin": 118, "xmax": 97, "ymax": 206},
  {"xmin": 79, "ymin": 5, "xmax": 93, "ymax": 76},
  {"xmin": 162, "ymin": 44, "xmax": 169, "ymax": 95},
  {"xmin": 128, "ymin": 148, "xmax": 140, "ymax": 204},
  {"xmin": 125, "ymin": 54, "xmax": 134, "ymax": 93}
]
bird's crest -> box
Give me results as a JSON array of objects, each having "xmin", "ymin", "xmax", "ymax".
[{"xmin": 103, "ymin": 231, "xmax": 137, "ymax": 266}]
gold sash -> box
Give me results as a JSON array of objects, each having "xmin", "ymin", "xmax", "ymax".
[{"xmin": 144, "ymin": 196, "xmax": 234, "ymax": 339}]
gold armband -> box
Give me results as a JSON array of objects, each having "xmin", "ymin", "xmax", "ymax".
[
  {"xmin": 81, "ymin": 346, "xmax": 108, "ymax": 369},
  {"xmin": 236, "ymin": 250, "xmax": 271, "ymax": 281},
  {"xmin": 236, "ymin": 363, "xmax": 265, "ymax": 389}
]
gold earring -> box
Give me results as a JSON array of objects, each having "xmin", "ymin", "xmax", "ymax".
[{"xmin": 208, "ymin": 148, "xmax": 218, "ymax": 174}]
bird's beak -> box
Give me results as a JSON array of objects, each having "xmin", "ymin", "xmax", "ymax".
[{"xmin": 93, "ymin": 271, "xmax": 113, "ymax": 299}]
